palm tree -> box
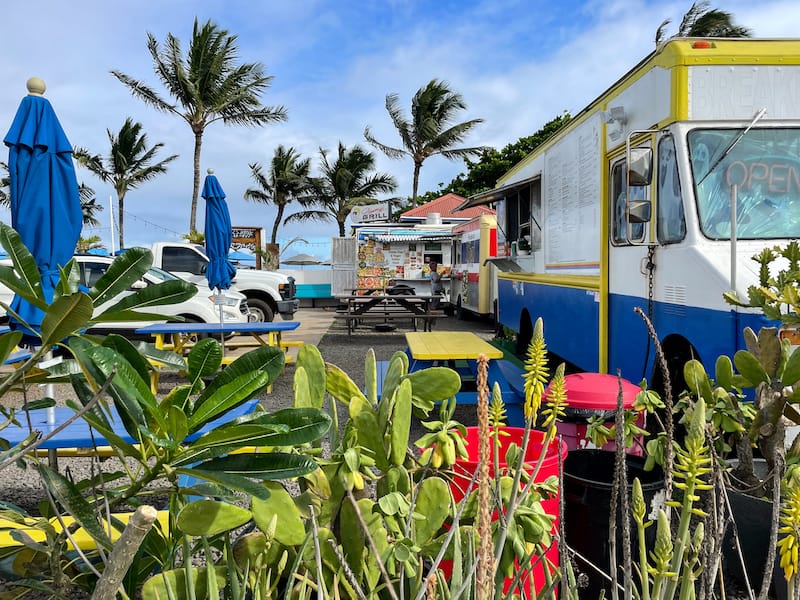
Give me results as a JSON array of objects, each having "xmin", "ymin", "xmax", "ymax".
[
  {"xmin": 74, "ymin": 117, "xmax": 178, "ymax": 248},
  {"xmin": 655, "ymin": 2, "xmax": 751, "ymax": 45},
  {"xmin": 364, "ymin": 79, "xmax": 485, "ymax": 206},
  {"xmin": 78, "ymin": 184, "xmax": 104, "ymax": 227},
  {"xmin": 111, "ymin": 18, "xmax": 288, "ymax": 233},
  {"xmin": 76, "ymin": 235, "xmax": 106, "ymax": 253},
  {"xmin": 244, "ymin": 146, "xmax": 311, "ymax": 245},
  {"xmin": 0, "ymin": 161, "xmax": 7, "ymax": 207},
  {"xmin": 285, "ymin": 143, "xmax": 396, "ymax": 237}
]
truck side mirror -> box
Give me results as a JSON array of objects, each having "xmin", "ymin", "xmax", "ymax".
[
  {"xmin": 628, "ymin": 147, "xmax": 653, "ymax": 186},
  {"xmin": 628, "ymin": 199, "xmax": 652, "ymax": 223}
]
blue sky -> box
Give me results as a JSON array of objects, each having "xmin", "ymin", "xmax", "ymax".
[{"xmin": 2, "ymin": 0, "xmax": 798, "ymax": 260}]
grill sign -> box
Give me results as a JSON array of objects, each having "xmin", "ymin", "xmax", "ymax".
[{"xmin": 352, "ymin": 203, "xmax": 389, "ymax": 223}]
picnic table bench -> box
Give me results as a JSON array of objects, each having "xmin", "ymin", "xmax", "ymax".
[{"xmin": 335, "ymin": 294, "xmax": 444, "ymax": 336}]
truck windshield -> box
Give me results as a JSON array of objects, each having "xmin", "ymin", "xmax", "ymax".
[{"xmin": 689, "ymin": 127, "xmax": 800, "ymax": 239}]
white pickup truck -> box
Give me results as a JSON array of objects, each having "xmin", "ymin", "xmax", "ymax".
[{"xmin": 149, "ymin": 242, "xmax": 299, "ymax": 322}]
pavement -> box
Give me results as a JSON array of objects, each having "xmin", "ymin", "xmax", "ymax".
[{"xmin": 280, "ymin": 306, "xmax": 337, "ymax": 361}]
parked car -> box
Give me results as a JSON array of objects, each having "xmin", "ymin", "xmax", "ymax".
[{"xmin": 0, "ymin": 255, "xmax": 251, "ymax": 334}]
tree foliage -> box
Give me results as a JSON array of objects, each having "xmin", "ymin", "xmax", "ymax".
[
  {"xmin": 655, "ymin": 1, "xmax": 751, "ymax": 45},
  {"xmin": 417, "ymin": 112, "xmax": 570, "ymax": 205},
  {"xmin": 74, "ymin": 117, "xmax": 178, "ymax": 248},
  {"xmin": 286, "ymin": 142, "xmax": 396, "ymax": 237},
  {"xmin": 112, "ymin": 18, "xmax": 287, "ymax": 233},
  {"xmin": 245, "ymin": 146, "xmax": 311, "ymax": 246},
  {"xmin": 365, "ymin": 79, "xmax": 485, "ymax": 206}
]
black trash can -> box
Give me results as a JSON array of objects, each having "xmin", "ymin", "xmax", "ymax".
[{"xmin": 564, "ymin": 450, "xmax": 664, "ymax": 599}]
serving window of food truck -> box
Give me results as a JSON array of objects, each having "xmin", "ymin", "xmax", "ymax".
[{"xmin": 353, "ymin": 227, "xmax": 453, "ymax": 294}]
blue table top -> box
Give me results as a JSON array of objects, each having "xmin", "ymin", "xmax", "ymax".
[
  {"xmin": 2, "ymin": 398, "xmax": 260, "ymax": 450},
  {"xmin": 134, "ymin": 321, "xmax": 300, "ymax": 335}
]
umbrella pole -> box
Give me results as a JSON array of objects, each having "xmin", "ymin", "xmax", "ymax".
[
  {"xmin": 216, "ymin": 289, "xmax": 226, "ymax": 356},
  {"xmin": 41, "ymin": 350, "xmax": 56, "ymax": 424}
]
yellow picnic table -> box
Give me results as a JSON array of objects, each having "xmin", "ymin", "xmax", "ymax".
[{"xmin": 404, "ymin": 331, "xmax": 504, "ymax": 361}]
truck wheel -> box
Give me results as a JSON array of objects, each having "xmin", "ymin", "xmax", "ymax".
[
  {"xmin": 247, "ymin": 298, "xmax": 275, "ymax": 322},
  {"xmin": 455, "ymin": 298, "xmax": 466, "ymax": 321}
]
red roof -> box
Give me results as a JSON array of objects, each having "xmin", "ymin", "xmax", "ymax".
[{"xmin": 400, "ymin": 193, "xmax": 494, "ymax": 221}]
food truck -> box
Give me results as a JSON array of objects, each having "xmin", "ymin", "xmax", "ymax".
[
  {"xmin": 349, "ymin": 224, "xmax": 454, "ymax": 295},
  {"xmin": 449, "ymin": 214, "xmax": 499, "ymax": 319},
  {"xmin": 458, "ymin": 38, "xmax": 800, "ymax": 392}
]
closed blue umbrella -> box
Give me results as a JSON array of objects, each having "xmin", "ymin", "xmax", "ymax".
[
  {"xmin": 3, "ymin": 78, "xmax": 82, "ymax": 331},
  {"xmin": 202, "ymin": 169, "xmax": 236, "ymax": 291}
]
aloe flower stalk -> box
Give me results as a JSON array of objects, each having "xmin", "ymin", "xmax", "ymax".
[
  {"xmin": 662, "ymin": 398, "xmax": 712, "ymax": 600},
  {"xmin": 778, "ymin": 480, "xmax": 800, "ymax": 591},
  {"xmin": 631, "ymin": 478, "xmax": 651, "ymax": 600},
  {"xmin": 523, "ymin": 318, "xmax": 549, "ymax": 421}
]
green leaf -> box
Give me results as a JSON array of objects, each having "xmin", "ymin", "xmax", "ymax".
[
  {"xmin": 176, "ymin": 500, "xmax": 252, "ymax": 536},
  {"xmin": 0, "ymin": 223, "xmax": 44, "ymax": 309},
  {"xmin": 0, "ymin": 330, "xmax": 23, "ymax": 365},
  {"xmin": 389, "ymin": 379, "xmax": 413, "ymax": 467},
  {"xmin": 134, "ymin": 341, "xmax": 187, "ymax": 370},
  {"xmin": 783, "ymin": 346, "xmax": 800, "ymax": 386},
  {"xmin": 176, "ymin": 467, "xmax": 273, "ymax": 500},
  {"xmin": 382, "ymin": 350, "xmax": 409, "ymax": 402},
  {"xmin": 683, "ymin": 359, "xmax": 712, "ymax": 400},
  {"xmin": 187, "ymin": 371, "xmax": 270, "ymax": 432},
  {"xmin": 175, "ymin": 408, "xmax": 330, "ymax": 465},
  {"xmin": 36, "ymin": 465, "xmax": 113, "ymax": 551},
  {"xmin": 187, "ymin": 337, "xmax": 223, "ymax": 391},
  {"xmin": 84, "ymin": 343, "xmax": 165, "ymax": 430},
  {"xmin": 40, "ymin": 293, "xmax": 94, "ymax": 346},
  {"xmin": 365, "ymin": 348, "xmax": 377, "ymax": 405},
  {"xmin": 296, "ymin": 344, "xmax": 326, "ymax": 408},
  {"xmin": 404, "ymin": 367, "xmax": 462, "ymax": 411},
  {"xmin": 193, "ymin": 453, "xmax": 319, "ymax": 480},
  {"xmin": 166, "ymin": 405, "xmax": 189, "ymax": 443},
  {"xmin": 55, "ymin": 259, "xmax": 81, "ymax": 298},
  {"xmin": 734, "ymin": 350, "xmax": 771, "ymax": 387},
  {"xmin": 413, "ymin": 476, "xmax": 451, "ymax": 546},
  {"xmin": 101, "ymin": 333, "xmax": 153, "ymax": 384},
  {"xmin": 715, "ymin": 355, "xmax": 734, "ymax": 390},
  {"xmin": 142, "ymin": 566, "xmax": 227, "ymax": 600},
  {"xmin": 757, "ymin": 327, "xmax": 782, "ymax": 379},
  {"xmin": 193, "ymin": 345, "xmax": 284, "ymax": 413},
  {"xmin": 353, "ymin": 409, "xmax": 389, "ymax": 472},
  {"xmin": 325, "ymin": 362, "xmax": 368, "ymax": 405},
  {"xmin": 293, "ymin": 366, "xmax": 313, "ymax": 408},
  {"xmin": 89, "ymin": 246, "xmax": 152, "ymax": 306},
  {"xmin": 100, "ymin": 279, "xmax": 197, "ymax": 314},
  {"xmin": 251, "ymin": 482, "xmax": 306, "ymax": 545}
]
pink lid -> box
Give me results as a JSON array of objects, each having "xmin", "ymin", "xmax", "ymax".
[{"xmin": 545, "ymin": 373, "xmax": 641, "ymax": 410}]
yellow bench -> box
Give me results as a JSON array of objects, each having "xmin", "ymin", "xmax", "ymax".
[{"xmin": 0, "ymin": 510, "xmax": 171, "ymax": 551}]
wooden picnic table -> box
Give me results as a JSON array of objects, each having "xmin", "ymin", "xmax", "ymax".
[{"xmin": 335, "ymin": 294, "xmax": 443, "ymax": 335}]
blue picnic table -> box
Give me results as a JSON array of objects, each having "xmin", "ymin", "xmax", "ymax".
[{"xmin": 2, "ymin": 398, "xmax": 260, "ymax": 468}]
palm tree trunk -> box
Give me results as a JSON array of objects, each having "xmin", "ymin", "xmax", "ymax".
[
  {"xmin": 117, "ymin": 192, "xmax": 125, "ymax": 249},
  {"xmin": 412, "ymin": 162, "xmax": 422, "ymax": 207},
  {"xmin": 338, "ymin": 220, "xmax": 346, "ymax": 237},
  {"xmin": 190, "ymin": 130, "xmax": 203, "ymax": 233},
  {"xmin": 271, "ymin": 205, "xmax": 284, "ymax": 245}
]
